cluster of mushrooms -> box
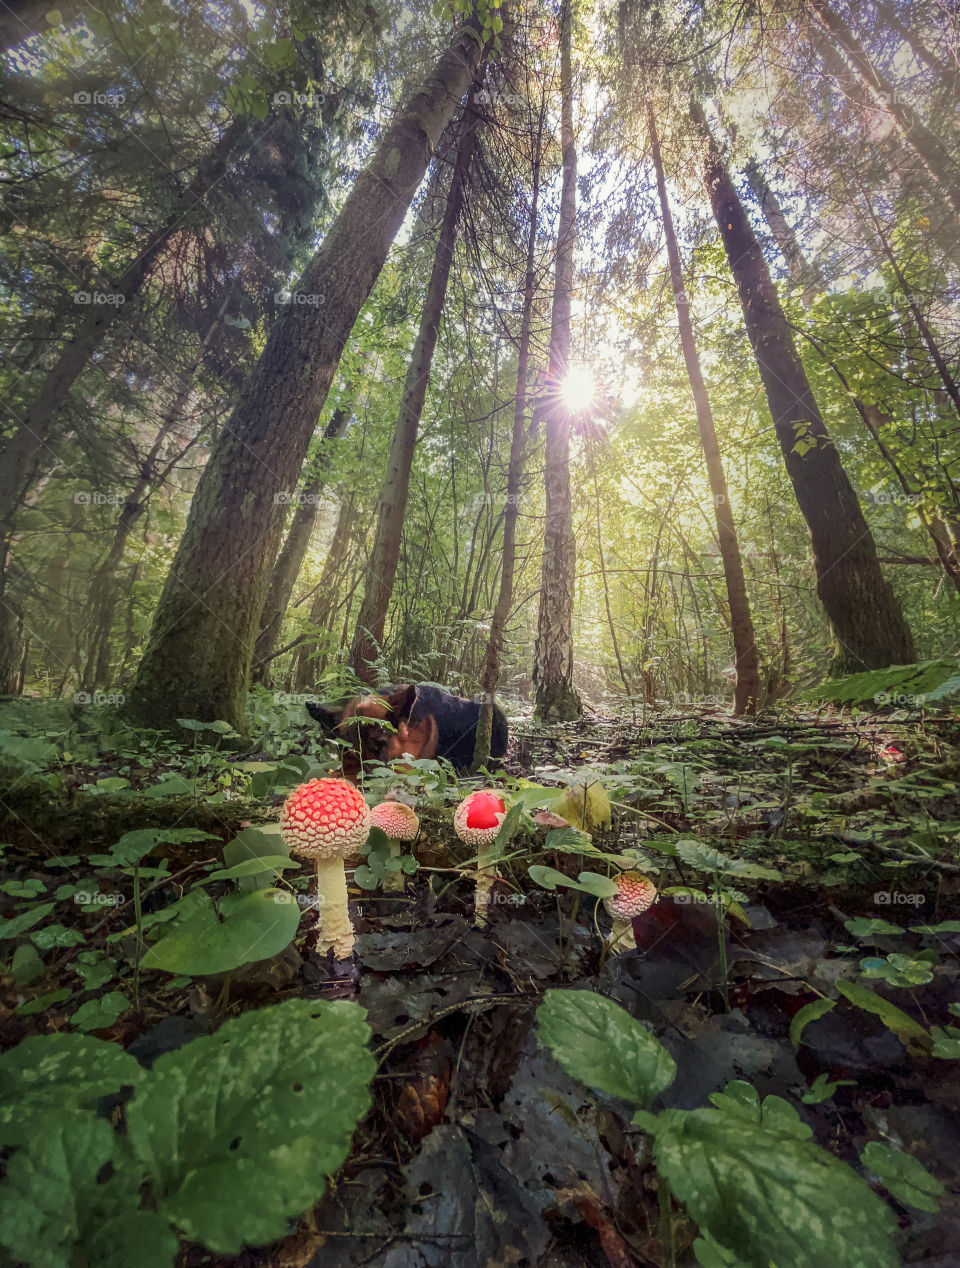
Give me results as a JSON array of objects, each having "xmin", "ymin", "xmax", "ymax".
[{"xmin": 279, "ymin": 777, "xmax": 656, "ymax": 960}]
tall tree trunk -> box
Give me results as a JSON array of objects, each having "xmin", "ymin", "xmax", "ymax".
[
  {"xmin": 803, "ymin": 0, "xmax": 960, "ymax": 226},
  {"xmin": 350, "ymin": 92, "xmax": 482, "ymax": 682},
  {"xmin": 126, "ymin": 17, "xmax": 495, "ymax": 730},
  {"xmin": 473, "ymin": 140, "xmax": 542, "ymax": 768},
  {"xmin": 81, "ymin": 302, "xmax": 227, "ymax": 689},
  {"xmin": 292, "ymin": 494, "xmax": 356, "ymax": 691},
  {"xmin": 743, "ymin": 158, "xmax": 822, "ymax": 307},
  {"xmin": 251, "ymin": 408, "xmax": 349, "ymax": 684},
  {"xmin": 649, "ymin": 101, "xmax": 761, "ymax": 714},
  {"xmin": 533, "ymin": 0, "xmax": 581, "ymax": 722},
  {"xmin": 872, "ymin": 0, "xmax": 951, "ymax": 80},
  {"xmin": 0, "ymin": 119, "xmax": 246, "ymax": 534},
  {"xmin": 693, "ymin": 103, "xmax": 914, "ymax": 672}
]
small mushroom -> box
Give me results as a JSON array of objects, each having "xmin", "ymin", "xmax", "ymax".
[
  {"xmin": 454, "ymin": 790, "xmax": 507, "ymax": 926},
  {"xmin": 280, "ymin": 778, "xmax": 371, "ymax": 959},
  {"xmin": 369, "ymin": 800, "xmax": 420, "ymax": 892},
  {"xmin": 603, "ymin": 871, "xmax": 657, "ymax": 951}
]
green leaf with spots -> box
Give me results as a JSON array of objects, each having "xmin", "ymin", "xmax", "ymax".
[
  {"xmin": 537, "ymin": 989, "xmax": 676, "ymax": 1107},
  {"xmin": 0, "ymin": 1032, "xmax": 144, "ymax": 1145},
  {"xmin": 0, "ymin": 1115, "xmax": 176, "ymax": 1268},
  {"xmin": 126, "ymin": 998, "xmax": 374, "ymax": 1253},
  {"xmin": 641, "ymin": 1098, "xmax": 898, "ymax": 1268}
]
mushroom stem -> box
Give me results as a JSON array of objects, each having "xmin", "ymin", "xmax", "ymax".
[
  {"xmin": 314, "ymin": 857, "xmax": 354, "ymax": 958},
  {"xmin": 609, "ymin": 916, "xmax": 636, "ymax": 951},
  {"xmin": 383, "ymin": 838, "xmax": 404, "ymax": 892},
  {"xmin": 475, "ymin": 842, "xmax": 499, "ymax": 927}
]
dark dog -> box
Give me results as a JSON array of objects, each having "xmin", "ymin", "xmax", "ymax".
[{"xmin": 307, "ymin": 684, "xmax": 508, "ymax": 779}]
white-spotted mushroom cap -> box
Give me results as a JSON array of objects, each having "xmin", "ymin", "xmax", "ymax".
[
  {"xmin": 280, "ymin": 778, "xmax": 371, "ymax": 860},
  {"xmin": 603, "ymin": 871, "xmax": 657, "ymax": 921},
  {"xmin": 454, "ymin": 790, "xmax": 506, "ymax": 848},
  {"xmin": 369, "ymin": 800, "xmax": 420, "ymax": 841}
]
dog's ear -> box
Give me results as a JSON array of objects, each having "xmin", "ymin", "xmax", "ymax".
[
  {"xmin": 306, "ymin": 701, "xmax": 343, "ymax": 732},
  {"xmin": 386, "ymin": 683, "xmax": 417, "ymax": 723}
]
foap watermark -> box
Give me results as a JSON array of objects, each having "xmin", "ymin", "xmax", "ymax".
[
  {"xmin": 272, "ymin": 89, "xmax": 325, "ymax": 108},
  {"xmin": 873, "ymin": 691, "xmax": 928, "ymax": 707},
  {"xmin": 478, "ymin": 890, "xmax": 526, "ymax": 907},
  {"xmin": 674, "ymin": 692, "xmax": 728, "ymax": 707},
  {"xmin": 74, "ymin": 890, "xmax": 126, "ymax": 906},
  {"xmin": 874, "ymin": 891, "xmax": 926, "ymax": 906},
  {"xmin": 475, "ymin": 89, "xmax": 524, "ymax": 109},
  {"xmin": 73, "ymin": 90, "xmax": 125, "ymax": 106},
  {"xmin": 73, "ymin": 490, "xmax": 126, "ymax": 506},
  {"xmin": 73, "ymin": 690, "xmax": 125, "ymax": 706},
  {"xmin": 274, "ymin": 290, "xmax": 325, "ymax": 307},
  {"xmin": 274, "ymin": 490, "xmax": 323, "ymax": 507},
  {"xmin": 856, "ymin": 487, "xmax": 921, "ymax": 507},
  {"xmin": 73, "ymin": 290, "xmax": 125, "ymax": 306},
  {"xmin": 273, "ymin": 891, "xmax": 325, "ymax": 908},
  {"xmin": 273, "ymin": 692, "xmax": 316, "ymax": 707}
]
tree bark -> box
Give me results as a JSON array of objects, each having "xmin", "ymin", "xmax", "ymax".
[
  {"xmin": 126, "ymin": 17, "xmax": 493, "ymax": 730},
  {"xmin": 649, "ymin": 101, "xmax": 761, "ymax": 714},
  {"xmin": 693, "ymin": 103, "xmax": 914, "ymax": 672},
  {"xmin": 872, "ymin": 0, "xmax": 951, "ymax": 80},
  {"xmin": 473, "ymin": 141, "xmax": 542, "ymax": 767},
  {"xmin": 533, "ymin": 0, "xmax": 582, "ymax": 722},
  {"xmin": 0, "ymin": 119, "xmax": 246, "ymax": 535},
  {"xmin": 350, "ymin": 90, "xmax": 482, "ymax": 683},
  {"xmin": 743, "ymin": 158, "xmax": 822, "ymax": 307},
  {"xmin": 803, "ymin": 0, "xmax": 960, "ymax": 226},
  {"xmin": 292, "ymin": 494, "xmax": 357, "ymax": 690},
  {"xmin": 251, "ymin": 408, "xmax": 349, "ymax": 684}
]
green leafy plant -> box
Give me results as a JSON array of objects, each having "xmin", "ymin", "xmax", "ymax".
[
  {"xmin": 538, "ymin": 989, "xmax": 914, "ymax": 1268},
  {"xmin": 0, "ymin": 998, "xmax": 375, "ymax": 1264}
]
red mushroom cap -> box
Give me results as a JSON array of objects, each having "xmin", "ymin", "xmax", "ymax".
[
  {"xmin": 369, "ymin": 800, "xmax": 420, "ymax": 841},
  {"xmin": 280, "ymin": 778, "xmax": 371, "ymax": 860},
  {"xmin": 454, "ymin": 790, "xmax": 506, "ymax": 847},
  {"xmin": 603, "ymin": 871, "xmax": 657, "ymax": 921}
]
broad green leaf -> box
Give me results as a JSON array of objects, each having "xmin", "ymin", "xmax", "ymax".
[
  {"xmin": 140, "ymin": 888, "xmax": 300, "ymax": 975},
  {"xmin": 675, "ymin": 839, "xmax": 734, "ymax": 872},
  {"xmin": 0, "ymin": 1033, "xmax": 144, "ymax": 1145},
  {"xmin": 126, "ymin": 998, "xmax": 374, "ymax": 1253},
  {"xmin": 860, "ymin": 1141, "xmax": 944, "ymax": 1212},
  {"xmin": 0, "ymin": 1114, "xmax": 176, "ymax": 1268},
  {"xmin": 527, "ymin": 864, "xmax": 573, "ymax": 891},
  {"xmin": 844, "ymin": 917, "xmax": 905, "ymax": 938},
  {"xmin": 930, "ymin": 1025, "xmax": 960, "ymax": 1058},
  {"xmin": 790, "ymin": 997, "xmax": 836, "ymax": 1049},
  {"xmin": 644, "ymin": 1104, "xmax": 898, "ymax": 1268},
  {"xmin": 201, "ymin": 855, "xmax": 299, "ymax": 883},
  {"xmin": 537, "ymin": 989, "xmax": 676, "ymax": 1107},
  {"xmin": 860, "ymin": 953, "xmax": 933, "ymax": 987},
  {"xmin": 222, "ymin": 823, "xmax": 288, "ymax": 890},
  {"xmin": 836, "ymin": 980, "xmax": 930, "ymax": 1050},
  {"xmin": 11, "ymin": 943, "xmax": 44, "ymax": 987},
  {"xmin": 0, "ymin": 902, "xmax": 56, "ymax": 939},
  {"xmin": 575, "ymin": 870, "xmax": 620, "ymax": 898},
  {"xmin": 70, "ymin": 991, "xmax": 128, "ymax": 1032},
  {"xmin": 910, "ymin": 920, "xmax": 960, "ymax": 934}
]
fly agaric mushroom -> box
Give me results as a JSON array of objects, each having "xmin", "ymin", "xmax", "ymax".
[
  {"xmin": 369, "ymin": 800, "xmax": 420, "ymax": 892},
  {"xmin": 280, "ymin": 778, "xmax": 371, "ymax": 959},
  {"xmin": 454, "ymin": 790, "xmax": 507, "ymax": 926},
  {"xmin": 603, "ymin": 871, "xmax": 657, "ymax": 951}
]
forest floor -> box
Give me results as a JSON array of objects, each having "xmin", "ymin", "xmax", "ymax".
[{"xmin": 1, "ymin": 699, "xmax": 959, "ymax": 1266}]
